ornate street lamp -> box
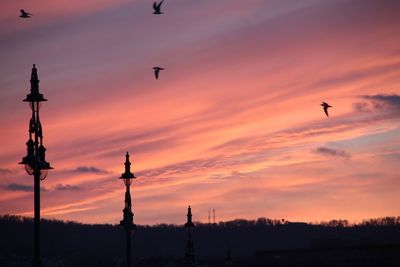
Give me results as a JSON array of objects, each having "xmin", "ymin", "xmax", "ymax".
[
  {"xmin": 119, "ymin": 152, "xmax": 137, "ymax": 267},
  {"xmin": 184, "ymin": 205, "xmax": 196, "ymax": 267},
  {"xmin": 19, "ymin": 64, "xmax": 53, "ymax": 267}
]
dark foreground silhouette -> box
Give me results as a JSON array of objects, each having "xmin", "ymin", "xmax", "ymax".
[{"xmin": 0, "ymin": 215, "xmax": 399, "ymax": 266}]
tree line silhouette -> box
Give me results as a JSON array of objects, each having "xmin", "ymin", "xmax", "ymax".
[{"xmin": 1, "ymin": 215, "xmax": 400, "ymax": 266}]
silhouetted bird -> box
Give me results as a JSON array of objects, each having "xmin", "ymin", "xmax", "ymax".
[
  {"xmin": 153, "ymin": 67, "xmax": 164, "ymax": 79},
  {"xmin": 153, "ymin": 0, "xmax": 164, "ymax": 15},
  {"xmin": 20, "ymin": 9, "xmax": 32, "ymax": 18},
  {"xmin": 321, "ymin": 102, "xmax": 332, "ymax": 117}
]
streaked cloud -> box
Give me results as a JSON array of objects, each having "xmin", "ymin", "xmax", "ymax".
[
  {"xmin": 0, "ymin": 168, "xmax": 13, "ymax": 174},
  {"xmin": 72, "ymin": 166, "xmax": 109, "ymax": 175},
  {"xmin": 362, "ymin": 94, "xmax": 400, "ymax": 105},
  {"xmin": 354, "ymin": 94, "xmax": 400, "ymax": 113},
  {"xmin": 3, "ymin": 183, "xmax": 34, "ymax": 192},
  {"xmin": 361, "ymin": 94, "xmax": 400, "ymax": 110},
  {"xmin": 53, "ymin": 184, "xmax": 82, "ymax": 191},
  {"xmin": 315, "ymin": 147, "xmax": 350, "ymax": 158}
]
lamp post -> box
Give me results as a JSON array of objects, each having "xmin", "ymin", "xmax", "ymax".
[
  {"xmin": 184, "ymin": 205, "xmax": 195, "ymax": 267},
  {"xmin": 225, "ymin": 242, "xmax": 232, "ymax": 267},
  {"xmin": 19, "ymin": 64, "xmax": 53, "ymax": 267},
  {"xmin": 119, "ymin": 152, "xmax": 137, "ymax": 267}
]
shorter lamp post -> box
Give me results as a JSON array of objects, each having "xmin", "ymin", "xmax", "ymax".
[
  {"xmin": 184, "ymin": 205, "xmax": 195, "ymax": 267},
  {"xmin": 119, "ymin": 152, "xmax": 137, "ymax": 267}
]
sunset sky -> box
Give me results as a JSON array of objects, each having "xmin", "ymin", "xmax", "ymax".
[{"xmin": 0, "ymin": 0, "xmax": 399, "ymax": 225}]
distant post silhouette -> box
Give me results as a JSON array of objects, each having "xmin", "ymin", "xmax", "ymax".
[
  {"xmin": 225, "ymin": 242, "xmax": 232, "ymax": 266},
  {"xmin": 184, "ymin": 205, "xmax": 195, "ymax": 267},
  {"xmin": 213, "ymin": 208, "xmax": 216, "ymax": 225},
  {"xmin": 19, "ymin": 64, "xmax": 53, "ymax": 267},
  {"xmin": 119, "ymin": 152, "xmax": 137, "ymax": 267}
]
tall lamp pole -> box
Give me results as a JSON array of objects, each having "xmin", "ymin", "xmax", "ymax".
[
  {"xmin": 119, "ymin": 152, "xmax": 137, "ymax": 267},
  {"xmin": 19, "ymin": 64, "xmax": 53, "ymax": 267},
  {"xmin": 184, "ymin": 205, "xmax": 195, "ymax": 267}
]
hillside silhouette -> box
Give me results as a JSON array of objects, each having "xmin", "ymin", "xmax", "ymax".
[{"xmin": 1, "ymin": 215, "xmax": 400, "ymax": 266}]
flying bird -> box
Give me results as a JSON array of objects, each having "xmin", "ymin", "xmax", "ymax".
[
  {"xmin": 153, "ymin": 67, "xmax": 164, "ymax": 79},
  {"xmin": 153, "ymin": 0, "xmax": 164, "ymax": 15},
  {"xmin": 321, "ymin": 102, "xmax": 332, "ymax": 117},
  {"xmin": 20, "ymin": 9, "xmax": 33, "ymax": 18}
]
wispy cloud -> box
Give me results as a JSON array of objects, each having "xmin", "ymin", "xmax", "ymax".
[
  {"xmin": 354, "ymin": 94, "xmax": 400, "ymax": 114},
  {"xmin": 2, "ymin": 183, "xmax": 58, "ymax": 193},
  {"xmin": 53, "ymin": 184, "xmax": 82, "ymax": 191},
  {"xmin": 315, "ymin": 147, "xmax": 350, "ymax": 158},
  {"xmin": 362, "ymin": 94, "xmax": 400, "ymax": 108},
  {"xmin": 72, "ymin": 166, "xmax": 109, "ymax": 175},
  {"xmin": 0, "ymin": 168, "xmax": 12, "ymax": 174},
  {"xmin": 312, "ymin": 63, "xmax": 400, "ymax": 90},
  {"xmin": 2, "ymin": 182, "xmax": 82, "ymax": 193},
  {"xmin": 2, "ymin": 183, "xmax": 33, "ymax": 192}
]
